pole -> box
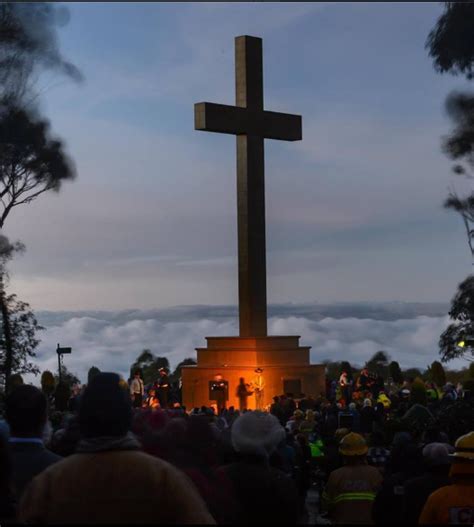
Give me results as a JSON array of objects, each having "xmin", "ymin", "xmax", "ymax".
[{"xmin": 57, "ymin": 343, "xmax": 61, "ymax": 385}]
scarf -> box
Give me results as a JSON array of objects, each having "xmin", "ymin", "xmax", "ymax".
[{"xmin": 76, "ymin": 432, "xmax": 141, "ymax": 453}]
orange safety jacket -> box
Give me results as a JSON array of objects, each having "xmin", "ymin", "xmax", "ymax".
[{"xmin": 419, "ymin": 463, "xmax": 474, "ymax": 525}]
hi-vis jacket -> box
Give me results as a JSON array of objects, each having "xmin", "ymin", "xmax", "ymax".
[
  {"xmin": 419, "ymin": 463, "xmax": 474, "ymax": 525},
  {"xmin": 322, "ymin": 464, "xmax": 383, "ymax": 524}
]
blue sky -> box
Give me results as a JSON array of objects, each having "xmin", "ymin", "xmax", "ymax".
[{"xmin": 5, "ymin": 2, "xmax": 472, "ymax": 311}]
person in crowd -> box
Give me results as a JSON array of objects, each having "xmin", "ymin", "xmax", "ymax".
[
  {"xmin": 253, "ymin": 368, "xmax": 265, "ymax": 411},
  {"xmin": 356, "ymin": 368, "xmax": 370, "ymax": 392},
  {"xmin": 143, "ymin": 388, "xmax": 160, "ymax": 410},
  {"xmin": 0, "ymin": 435, "xmax": 16, "ymax": 521},
  {"xmin": 286, "ymin": 409, "xmax": 305, "ymax": 434},
  {"xmin": 299, "ymin": 409, "xmax": 317, "ymax": 439},
  {"xmin": 5, "ymin": 385, "xmax": 62, "ymax": 499},
  {"xmin": 236, "ymin": 377, "xmax": 253, "ymax": 412},
  {"xmin": 129, "ymin": 371, "xmax": 144, "ymax": 408},
  {"xmin": 339, "ymin": 371, "xmax": 352, "ymax": 405},
  {"xmin": 360, "ymin": 398, "xmax": 375, "ymax": 435},
  {"xmin": 18, "ymin": 373, "xmax": 215, "ymax": 524},
  {"xmin": 216, "ymin": 411, "xmax": 299, "ymax": 524},
  {"xmin": 347, "ymin": 402, "xmax": 361, "ymax": 432},
  {"xmin": 157, "ymin": 368, "xmax": 170, "ymax": 409},
  {"xmin": 367, "ymin": 431, "xmax": 390, "ymax": 475},
  {"xmin": 419, "ymin": 431, "xmax": 474, "ymax": 524},
  {"xmin": 322, "ymin": 432, "xmax": 382, "ymax": 524},
  {"xmin": 373, "ymin": 436, "xmax": 423, "ymax": 524},
  {"xmin": 270, "ymin": 396, "xmax": 285, "ymax": 425},
  {"xmin": 402, "ymin": 442, "xmax": 453, "ymax": 524}
]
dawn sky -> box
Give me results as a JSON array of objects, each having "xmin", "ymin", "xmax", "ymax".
[{"xmin": 5, "ymin": 2, "xmax": 471, "ymax": 311}]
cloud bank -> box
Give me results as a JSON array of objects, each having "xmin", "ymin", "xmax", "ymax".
[{"xmin": 24, "ymin": 302, "xmax": 460, "ymax": 385}]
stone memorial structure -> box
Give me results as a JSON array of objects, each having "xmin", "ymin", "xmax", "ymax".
[{"xmin": 181, "ymin": 35, "xmax": 325, "ymax": 410}]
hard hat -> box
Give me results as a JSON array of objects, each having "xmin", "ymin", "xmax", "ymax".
[
  {"xmin": 450, "ymin": 431, "xmax": 474, "ymax": 461},
  {"xmin": 339, "ymin": 432, "xmax": 368, "ymax": 456}
]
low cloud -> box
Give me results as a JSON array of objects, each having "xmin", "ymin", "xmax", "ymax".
[{"xmin": 23, "ymin": 302, "xmax": 459, "ymax": 385}]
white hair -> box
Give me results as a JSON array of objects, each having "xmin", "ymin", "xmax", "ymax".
[{"xmin": 231, "ymin": 411, "xmax": 285, "ymax": 458}]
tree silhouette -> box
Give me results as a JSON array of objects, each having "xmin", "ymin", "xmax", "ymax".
[
  {"xmin": 428, "ymin": 360, "xmax": 447, "ymax": 386},
  {"xmin": 426, "ymin": 2, "xmax": 474, "ymax": 79},
  {"xmin": 129, "ymin": 349, "xmax": 170, "ymax": 385},
  {"xmin": 388, "ymin": 360, "xmax": 404, "ymax": 384},
  {"xmin": 440, "ymin": 275, "xmax": 474, "ymax": 362}
]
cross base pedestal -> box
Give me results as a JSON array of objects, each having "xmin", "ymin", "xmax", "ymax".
[{"xmin": 181, "ymin": 336, "xmax": 325, "ymax": 411}]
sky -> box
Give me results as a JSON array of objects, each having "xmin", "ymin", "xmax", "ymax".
[{"xmin": 2, "ymin": 3, "xmax": 473, "ymax": 380}]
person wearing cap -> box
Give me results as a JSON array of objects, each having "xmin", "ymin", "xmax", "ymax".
[
  {"xmin": 321, "ymin": 432, "xmax": 382, "ymax": 524},
  {"xmin": 18, "ymin": 373, "xmax": 215, "ymax": 524},
  {"xmin": 419, "ymin": 431, "xmax": 474, "ymax": 524},
  {"xmin": 402, "ymin": 442, "xmax": 453, "ymax": 524},
  {"xmin": 253, "ymin": 368, "xmax": 265, "ymax": 411}
]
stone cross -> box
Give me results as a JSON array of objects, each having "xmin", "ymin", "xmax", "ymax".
[{"xmin": 194, "ymin": 35, "xmax": 302, "ymax": 337}]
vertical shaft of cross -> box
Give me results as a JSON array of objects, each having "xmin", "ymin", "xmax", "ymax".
[{"xmin": 235, "ymin": 36, "xmax": 267, "ymax": 337}]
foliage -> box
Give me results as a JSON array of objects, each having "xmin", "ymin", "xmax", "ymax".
[
  {"xmin": 410, "ymin": 377, "xmax": 428, "ymax": 406},
  {"xmin": 0, "ymin": 292, "xmax": 43, "ymax": 385},
  {"xmin": 388, "ymin": 361, "xmax": 404, "ymax": 384},
  {"xmin": 54, "ymin": 365, "xmax": 79, "ymax": 388},
  {"xmin": 427, "ymin": 360, "xmax": 447, "ymax": 386},
  {"xmin": 54, "ymin": 381, "xmax": 70, "ymax": 412},
  {"xmin": 129, "ymin": 349, "xmax": 169, "ymax": 385},
  {"xmin": 436, "ymin": 398, "xmax": 474, "ymax": 442},
  {"xmin": 170, "ymin": 357, "xmax": 197, "ymax": 383},
  {"xmin": 426, "ymin": 2, "xmax": 474, "ymax": 79},
  {"xmin": 0, "ymin": 104, "xmax": 76, "ymax": 228},
  {"xmin": 87, "ymin": 366, "xmax": 100, "ymax": 385},
  {"xmin": 40, "ymin": 370, "xmax": 55, "ymax": 395},
  {"xmin": 366, "ymin": 351, "xmax": 390, "ymax": 379},
  {"xmin": 0, "ymin": 3, "xmax": 82, "ymax": 106},
  {"xmin": 439, "ymin": 275, "xmax": 474, "ymax": 361}
]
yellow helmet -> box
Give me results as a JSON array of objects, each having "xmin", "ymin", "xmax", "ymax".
[
  {"xmin": 339, "ymin": 432, "xmax": 368, "ymax": 456},
  {"xmin": 450, "ymin": 431, "xmax": 474, "ymax": 461}
]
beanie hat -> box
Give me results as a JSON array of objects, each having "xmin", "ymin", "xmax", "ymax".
[
  {"xmin": 231, "ymin": 411, "xmax": 285, "ymax": 458},
  {"xmin": 422, "ymin": 442, "xmax": 454, "ymax": 466},
  {"xmin": 79, "ymin": 373, "xmax": 132, "ymax": 438}
]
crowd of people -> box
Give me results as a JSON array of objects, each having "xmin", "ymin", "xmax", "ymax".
[{"xmin": 0, "ymin": 366, "xmax": 472, "ymax": 524}]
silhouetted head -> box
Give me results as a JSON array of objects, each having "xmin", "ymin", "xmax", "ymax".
[
  {"xmin": 231, "ymin": 411, "xmax": 285, "ymax": 458},
  {"xmin": 5, "ymin": 385, "xmax": 47, "ymax": 438},
  {"xmin": 79, "ymin": 372, "xmax": 132, "ymax": 438}
]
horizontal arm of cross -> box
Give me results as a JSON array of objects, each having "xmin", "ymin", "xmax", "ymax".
[{"xmin": 195, "ymin": 102, "xmax": 302, "ymax": 141}]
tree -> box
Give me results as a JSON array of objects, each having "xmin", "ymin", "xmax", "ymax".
[
  {"xmin": 87, "ymin": 366, "xmax": 100, "ymax": 384},
  {"xmin": 0, "ymin": 3, "xmax": 82, "ymax": 106},
  {"xmin": 439, "ymin": 275, "xmax": 474, "ymax": 362},
  {"xmin": 54, "ymin": 365, "xmax": 79, "ymax": 388},
  {"xmin": 426, "ymin": 3, "xmax": 474, "ymax": 79},
  {"xmin": 366, "ymin": 351, "xmax": 390, "ymax": 379},
  {"xmin": 427, "ymin": 360, "xmax": 447, "ymax": 386},
  {"xmin": 170, "ymin": 358, "xmax": 197, "ymax": 383},
  {"xmin": 129, "ymin": 350, "xmax": 169, "ymax": 385},
  {"xmin": 40, "ymin": 369, "xmax": 55, "ymax": 396},
  {"xmin": 403, "ymin": 367, "xmax": 423, "ymax": 381},
  {"xmin": 388, "ymin": 361, "xmax": 404, "ymax": 384},
  {"xmin": 0, "ymin": 104, "xmax": 76, "ymax": 228}
]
